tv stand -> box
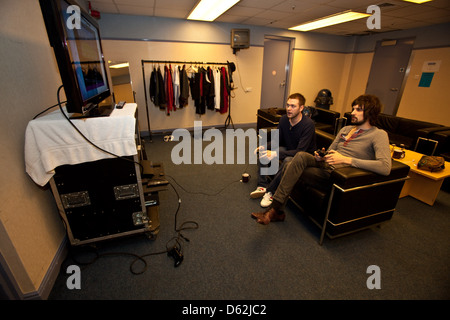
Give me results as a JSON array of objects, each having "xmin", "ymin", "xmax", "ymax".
[
  {"xmin": 26, "ymin": 103, "xmax": 161, "ymax": 245},
  {"xmin": 70, "ymin": 102, "xmax": 114, "ymax": 119}
]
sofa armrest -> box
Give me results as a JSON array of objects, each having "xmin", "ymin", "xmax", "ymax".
[
  {"xmin": 416, "ymin": 126, "xmax": 450, "ymax": 138},
  {"xmin": 330, "ymin": 160, "xmax": 410, "ymax": 190}
]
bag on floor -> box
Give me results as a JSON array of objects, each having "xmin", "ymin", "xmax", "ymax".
[{"xmin": 417, "ymin": 155, "xmax": 445, "ymax": 172}]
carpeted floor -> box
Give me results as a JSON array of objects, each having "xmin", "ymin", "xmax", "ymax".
[{"xmin": 48, "ymin": 132, "xmax": 450, "ymax": 301}]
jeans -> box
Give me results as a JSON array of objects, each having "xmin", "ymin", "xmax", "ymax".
[
  {"xmin": 266, "ymin": 157, "xmax": 293, "ymax": 194},
  {"xmin": 256, "ymin": 146, "xmax": 288, "ymax": 188},
  {"xmin": 272, "ymin": 151, "xmax": 332, "ymax": 210}
]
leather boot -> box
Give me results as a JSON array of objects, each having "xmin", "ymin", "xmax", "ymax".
[{"xmin": 252, "ymin": 208, "xmax": 285, "ymax": 225}]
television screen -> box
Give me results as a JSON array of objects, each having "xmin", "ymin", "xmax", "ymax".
[
  {"xmin": 231, "ymin": 29, "xmax": 250, "ymax": 49},
  {"xmin": 40, "ymin": 0, "xmax": 113, "ymax": 117}
]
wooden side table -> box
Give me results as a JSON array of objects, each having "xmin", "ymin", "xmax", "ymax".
[{"xmin": 394, "ymin": 148, "xmax": 450, "ymax": 205}]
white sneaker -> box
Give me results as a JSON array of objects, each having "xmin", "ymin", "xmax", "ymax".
[
  {"xmin": 260, "ymin": 192, "xmax": 273, "ymax": 208},
  {"xmin": 250, "ymin": 187, "xmax": 266, "ymax": 198}
]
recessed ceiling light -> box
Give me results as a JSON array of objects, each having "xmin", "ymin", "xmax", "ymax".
[
  {"xmin": 402, "ymin": 0, "xmax": 433, "ymax": 4},
  {"xmin": 109, "ymin": 62, "xmax": 129, "ymax": 69},
  {"xmin": 289, "ymin": 10, "xmax": 371, "ymax": 32},
  {"xmin": 188, "ymin": 0, "xmax": 240, "ymax": 22}
]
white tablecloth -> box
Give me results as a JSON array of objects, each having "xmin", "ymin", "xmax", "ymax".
[{"xmin": 25, "ymin": 103, "xmax": 138, "ymax": 186}]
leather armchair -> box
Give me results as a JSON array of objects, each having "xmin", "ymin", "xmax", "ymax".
[{"xmin": 289, "ymin": 160, "xmax": 410, "ymax": 245}]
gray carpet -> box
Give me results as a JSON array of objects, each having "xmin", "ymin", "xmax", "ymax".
[{"xmin": 48, "ymin": 132, "xmax": 450, "ymax": 301}]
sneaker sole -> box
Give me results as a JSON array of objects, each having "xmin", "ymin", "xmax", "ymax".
[
  {"xmin": 260, "ymin": 201, "xmax": 272, "ymax": 208},
  {"xmin": 250, "ymin": 191, "xmax": 266, "ymax": 199}
]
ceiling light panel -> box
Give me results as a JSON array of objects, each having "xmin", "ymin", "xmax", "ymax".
[{"xmin": 188, "ymin": 0, "xmax": 240, "ymax": 21}]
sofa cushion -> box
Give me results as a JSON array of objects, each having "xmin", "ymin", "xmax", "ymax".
[
  {"xmin": 387, "ymin": 133, "xmax": 415, "ymax": 149},
  {"xmin": 376, "ymin": 114, "xmax": 400, "ymax": 133},
  {"xmin": 397, "ymin": 118, "xmax": 442, "ymax": 140},
  {"xmin": 315, "ymin": 123, "xmax": 335, "ymax": 134}
]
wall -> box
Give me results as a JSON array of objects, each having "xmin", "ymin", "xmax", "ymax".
[
  {"xmin": 349, "ymin": 22, "xmax": 450, "ymax": 126},
  {"xmin": 290, "ymin": 50, "xmax": 349, "ymax": 112},
  {"xmin": 339, "ymin": 52, "xmax": 375, "ymax": 114},
  {"xmin": 102, "ymin": 40, "xmax": 264, "ymax": 133},
  {"xmin": 0, "ymin": 0, "xmax": 67, "ymax": 298},
  {"xmin": 98, "ymin": 13, "xmax": 354, "ymax": 134},
  {"xmin": 397, "ymin": 47, "xmax": 450, "ymax": 125},
  {"xmin": 1, "ymin": 0, "xmax": 449, "ymax": 299}
]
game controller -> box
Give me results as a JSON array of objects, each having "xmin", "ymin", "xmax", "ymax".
[
  {"xmin": 316, "ymin": 149, "xmax": 328, "ymax": 157},
  {"xmin": 168, "ymin": 246, "xmax": 183, "ymax": 267}
]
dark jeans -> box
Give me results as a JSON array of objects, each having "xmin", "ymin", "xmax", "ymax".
[
  {"xmin": 266, "ymin": 157, "xmax": 293, "ymax": 194},
  {"xmin": 256, "ymin": 146, "xmax": 288, "ymax": 188},
  {"xmin": 273, "ymin": 151, "xmax": 332, "ymax": 210}
]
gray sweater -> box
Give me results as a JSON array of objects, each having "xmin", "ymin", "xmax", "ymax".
[{"xmin": 328, "ymin": 125, "xmax": 392, "ymax": 176}]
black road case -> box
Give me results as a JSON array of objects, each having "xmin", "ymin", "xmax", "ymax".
[{"xmin": 49, "ymin": 155, "xmax": 152, "ymax": 246}]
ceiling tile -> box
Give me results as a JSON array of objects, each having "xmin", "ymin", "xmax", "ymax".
[{"xmin": 85, "ymin": 0, "xmax": 450, "ymax": 36}]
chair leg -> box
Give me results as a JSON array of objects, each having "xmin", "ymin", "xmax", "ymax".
[{"xmin": 319, "ymin": 186, "xmax": 335, "ymax": 245}]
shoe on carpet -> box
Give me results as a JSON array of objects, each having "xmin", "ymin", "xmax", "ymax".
[
  {"xmin": 260, "ymin": 192, "xmax": 273, "ymax": 208},
  {"xmin": 251, "ymin": 208, "xmax": 285, "ymax": 225},
  {"xmin": 250, "ymin": 186, "xmax": 266, "ymax": 198}
]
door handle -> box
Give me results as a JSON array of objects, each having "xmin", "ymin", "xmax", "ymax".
[
  {"xmin": 390, "ymin": 88, "xmax": 399, "ymax": 91},
  {"xmin": 280, "ymin": 80, "xmax": 286, "ymax": 87}
]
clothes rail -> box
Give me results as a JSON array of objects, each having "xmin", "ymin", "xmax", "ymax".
[
  {"xmin": 142, "ymin": 60, "xmax": 229, "ymax": 66},
  {"xmin": 141, "ymin": 59, "xmax": 233, "ymax": 141}
]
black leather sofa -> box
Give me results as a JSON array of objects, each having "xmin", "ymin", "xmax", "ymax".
[
  {"xmin": 256, "ymin": 109, "xmax": 411, "ymax": 244},
  {"xmin": 257, "ymin": 106, "xmax": 342, "ymax": 134},
  {"xmin": 289, "ymin": 130, "xmax": 410, "ymax": 245},
  {"xmin": 430, "ymin": 130, "xmax": 450, "ymax": 161},
  {"xmin": 344, "ymin": 112, "xmax": 450, "ymax": 155}
]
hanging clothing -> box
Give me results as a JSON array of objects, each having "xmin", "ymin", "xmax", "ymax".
[
  {"xmin": 189, "ymin": 67, "xmax": 206, "ymax": 114},
  {"xmin": 179, "ymin": 65, "xmax": 189, "ymax": 108},
  {"xmin": 189, "ymin": 69, "xmax": 199, "ymax": 112},
  {"xmin": 220, "ymin": 66, "xmax": 229, "ymax": 114},
  {"xmin": 149, "ymin": 67, "xmax": 157, "ymax": 104},
  {"xmin": 164, "ymin": 65, "xmax": 174, "ymax": 115},
  {"xmin": 173, "ymin": 65, "xmax": 180, "ymax": 109},
  {"xmin": 150, "ymin": 67, "xmax": 166, "ymax": 110},
  {"xmin": 214, "ymin": 67, "xmax": 221, "ymax": 110},
  {"xmin": 205, "ymin": 67, "xmax": 215, "ymax": 110}
]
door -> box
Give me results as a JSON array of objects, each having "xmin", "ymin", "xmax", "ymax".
[
  {"xmin": 366, "ymin": 38, "xmax": 414, "ymax": 115},
  {"xmin": 260, "ymin": 36, "xmax": 293, "ymax": 109}
]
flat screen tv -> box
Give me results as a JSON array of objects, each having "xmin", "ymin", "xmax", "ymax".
[{"xmin": 39, "ymin": 0, "xmax": 113, "ymax": 118}]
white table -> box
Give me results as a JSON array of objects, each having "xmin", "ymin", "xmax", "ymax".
[{"xmin": 25, "ymin": 103, "xmax": 138, "ymax": 186}]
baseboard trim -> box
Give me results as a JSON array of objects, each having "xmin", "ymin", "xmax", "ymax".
[
  {"xmin": 23, "ymin": 236, "xmax": 68, "ymax": 300},
  {"xmin": 140, "ymin": 122, "xmax": 258, "ymax": 137}
]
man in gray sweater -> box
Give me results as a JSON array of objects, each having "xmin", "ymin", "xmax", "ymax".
[{"xmin": 252, "ymin": 94, "xmax": 392, "ymax": 225}]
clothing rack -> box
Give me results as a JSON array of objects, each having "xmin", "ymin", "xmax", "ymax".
[{"xmin": 141, "ymin": 59, "xmax": 233, "ymax": 141}]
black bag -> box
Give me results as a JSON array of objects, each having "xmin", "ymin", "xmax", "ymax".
[{"xmin": 417, "ymin": 156, "xmax": 445, "ymax": 172}]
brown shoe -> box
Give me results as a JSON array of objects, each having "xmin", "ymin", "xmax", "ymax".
[
  {"xmin": 254, "ymin": 208, "xmax": 285, "ymax": 225},
  {"xmin": 251, "ymin": 210, "xmax": 266, "ymax": 220}
]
